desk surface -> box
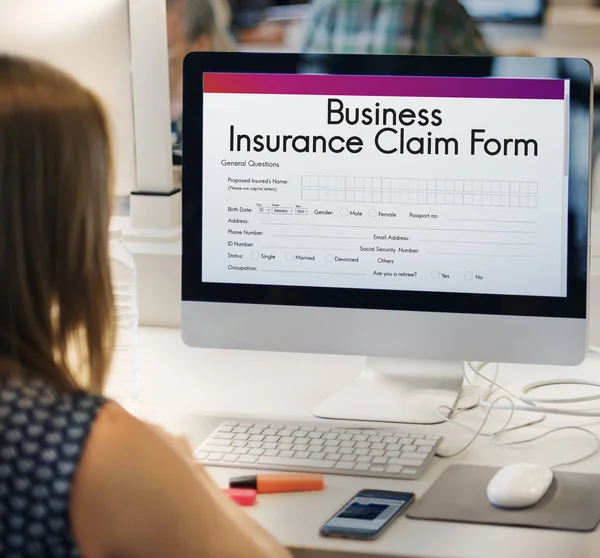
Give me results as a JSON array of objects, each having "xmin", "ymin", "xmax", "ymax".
[{"xmin": 140, "ymin": 326, "xmax": 600, "ymax": 558}]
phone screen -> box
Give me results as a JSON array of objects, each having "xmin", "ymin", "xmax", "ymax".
[{"xmin": 321, "ymin": 490, "xmax": 414, "ymax": 539}]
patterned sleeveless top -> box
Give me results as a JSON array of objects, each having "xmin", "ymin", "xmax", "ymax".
[{"xmin": 0, "ymin": 373, "xmax": 105, "ymax": 557}]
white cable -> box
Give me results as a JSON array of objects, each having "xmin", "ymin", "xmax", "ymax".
[
  {"xmin": 589, "ymin": 345, "xmax": 600, "ymax": 355},
  {"xmin": 437, "ymin": 362, "xmax": 600, "ymax": 467},
  {"xmin": 493, "ymin": 426, "xmax": 600, "ymax": 469},
  {"xmin": 436, "ymin": 396, "xmax": 516, "ymax": 459}
]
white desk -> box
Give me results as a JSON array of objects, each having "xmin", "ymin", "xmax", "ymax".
[{"xmin": 139, "ymin": 326, "xmax": 600, "ymax": 558}]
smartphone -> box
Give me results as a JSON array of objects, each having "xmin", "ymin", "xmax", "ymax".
[{"xmin": 319, "ymin": 489, "xmax": 415, "ymax": 540}]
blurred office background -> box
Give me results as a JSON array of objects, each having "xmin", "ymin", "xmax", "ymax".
[{"xmin": 166, "ymin": 0, "xmax": 600, "ymax": 209}]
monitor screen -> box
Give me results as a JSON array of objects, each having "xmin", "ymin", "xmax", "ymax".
[
  {"xmin": 201, "ymin": 72, "xmax": 568, "ymax": 299},
  {"xmin": 458, "ymin": 0, "xmax": 546, "ymax": 22},
  {"xmin": 183, "ymin": 53, "xmax": 591, "ymax": 327}
]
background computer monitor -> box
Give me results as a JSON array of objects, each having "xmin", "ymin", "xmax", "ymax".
[
  {"xmin": 458, "ymin": 0, "xmax": 547, "ymax": 24},
  {"xmin": 0, "ymin": 0, "xmax": 173, "ymax": 200},
  {"xmin": 181, "ymin": 52, "xmax": 592, "ymax": 424}
]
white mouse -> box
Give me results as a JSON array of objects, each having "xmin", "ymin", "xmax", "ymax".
[{"xmin": 486, "ymin": 462, "xmax": 554, "ymax": 509}]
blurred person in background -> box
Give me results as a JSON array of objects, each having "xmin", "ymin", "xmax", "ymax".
[
  {"xmin": 302, "ymin": 0, "xmax": 491, "ymax": 56},
  {"xmin": 167, "ymin": 0, "xmax": 236, "ymax": 153},
  {"xmin": 227, "ymin": 0, "xmax": 287, "ymax": 44}
]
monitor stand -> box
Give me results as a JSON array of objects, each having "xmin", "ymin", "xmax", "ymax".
[{"xmin": 313, "ymin": 358, "xmax": 464, "ymax": 425}]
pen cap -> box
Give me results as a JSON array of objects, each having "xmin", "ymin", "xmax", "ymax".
[{"xmin": 222, "ymin": 488, "xmax": 257, "ymax": 506}]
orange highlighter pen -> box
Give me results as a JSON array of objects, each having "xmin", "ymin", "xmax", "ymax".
[{"xmin": 229, "ymin": 473, "xmax": 325, "ymax": 494}]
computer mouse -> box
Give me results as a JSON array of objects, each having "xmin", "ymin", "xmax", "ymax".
[{"xmin": 486, "ymin": 462, "xmax": 554, "ymax": 509}]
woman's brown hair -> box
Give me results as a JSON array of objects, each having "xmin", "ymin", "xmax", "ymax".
[{"xmin": 0, "ymin": 55, "xmax": 114, "ymax": 392}]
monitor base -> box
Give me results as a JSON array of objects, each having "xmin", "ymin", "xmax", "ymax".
[{"xmin": 313, "ymin": 358, "xmax": 464, "ymax": 425}]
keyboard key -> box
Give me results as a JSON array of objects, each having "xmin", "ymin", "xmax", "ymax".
[
  {"xmin": 239, "ymin": 422, "xmax": 254, "ymax": 427},
  {"xmin": 248, "ymin": 427, "xmax": 263, "ymax": 434},
  {"xmin": 264, "ymin": 449, "xmax": 279, "ymax": 457},
  {"xmin": 401, "ymin": 452, "xmax": 426, "ymax": 461},
  {"xmin": 354, "ymin": 448, "xmax": 369, "ymax": 456},
  {"xmin": 355, "ymin": 463, "xmax": 371, "ymax": 471},
  {"xmin": 232, "ymin": 441, "xmax": 247, "ymax": 448},
  {"xmin": 338, "ymin": 448, "xmax": 353, "ymax": 455},
  {"xmin": 389, "ymin": 458, "xmax": 422, "ymax": 467},
  {"xmin": 370, "ymin": 466, "xmax": 386, "ymax": 472},
  {"xmin": 209, "ymin": 438, "xmax": 232, "ymax": 447},
  {"xmin": 338, "ymin": 434, "xmax": 352, "ymax": 441},
  {"xmin": 415, "ymin": 439, "xmax": 438, "ymax": 447},
  {"xmin": 295, "ymin": 451, "xmax": 310, "ymax": 459},
  {"xmin": 403, "ymin": 445, "xmax": 418, "ymax": 453},
  {"xmin": 264, "ymin": 435, "xmax": 278, "ymax": 442},
  {"xmin": 385, "ymin": 450, "xmax": 400, "ymax": 458},
  {"xmin": 201, "ymin": 445, "xmax": 233, "ymax": 454},
  {"xmin": 238, "ymin": 455, "xmax": 258, "ymax": 464},
  {"xmin": 309, "ymin": 439, "xmax": 325, "ymax": 446},
  {"xmin": 340, "ymin": 441, "xmax": 355, "ymax": 448},
  {"xmin": 247, "ymin": 442, "xmax": 262, "ymax": 449},
  {"xmin": 222, "ymin": 422, "xmax": 237, "ymax": 427},
  {"xmin": 207, "ymin": 453, "xmax": 224, "ymax": 461},
  {"xmin": 355, "ymin": 442, "xmax": 370, "ymax": 449},
  {"xmin": 213, "ymin": 433, "xmax": 234, "ymax": 440},
  {"xmin": 235, "ymin": 434, "xmax": 249, "ymax": 441},
  {"xmin": 263, "ymin": 429, "xmax": 278, "ymax": 436},
  {"xmin": 195, "ymin": 451, "xmax": 208, "ymax": 460},
  {"xmin": 323, "ymin": 433, "xmax": 338, "ymax": 440},
  {"xmin": 279, "ymin": 450, "xmax": 295, "ymax": 458},
  {"xmin": 292, "ymin": 431, "xmax": 308, "ymax": 438},
  {"xmin": 279, "ymin": 430, "xmax": 293, "ymax": 437},
  {"xmin": 233, "ymin": 427, "xmax": 248, "ymax": 434},
  {"xmin": 368, "ymin": 436, "xmax": 383, "ymax": 443},
  {"xmin": 325, "ymin": 453, "xmax": 341, "ymax": 461},
  {"xmin": 369, "ymin": 449, "xmax": 384, "ymax": 457},
  {"xmin": 418, "ymin": 446, "xmax": 430, "ymax": 453},
  {"xmin": 277, "ymin": 443, "xmax": 292, "ymax": 451},
  {"xmin": 335, "ymin": 462, "xmax": 355, "ymax": 470},
  {"xmin": 234, "ymin": 448, "xmax": 249, "ymax": 455},
  {"xmin": 249, "ymin": 435, "xmax": 264, "ymax": 442},
  {"xmin": 386, "ymin": 444, "xmax": 402, "ymax": 451},
  {"xmin": 353, "ymin": 435, "xmax": 368, "ymax": 442},
  {"xmin": 223, "ymin": 454, "xmax": 239, "ymax": 463},
  {"xmin": 387, "ymin": 465, "xmax": 402, "ymax": 474},
  {"xmin": 263, "ymin": 442, "xmax": 277, "ymax": 450},
  {"xmin": 280, "ymin": 436, "xmax": 295, "ymax": 443},
  {"xmin": 356, "ymin": 455, "xmax": 372, "ymax": 463},
  {"xmin": 340, "ymin": 454, "xmax": 356, "ymax": 462},
  {"xmin": 258, "ymin": 456, "xmax": 336, "ymax": 469},
  {"xmin": 315, "ymin": 427, "xmax": 331, "ymax": 432},
  {"xmin": 372, "ymin": 457, "xmax": 388, "ymax": 465},
  {"xmin": 324, "ymin": 440, "xmax": 340, "ymax": 447},
  {"xmin": 371, "ymin": 443, "xmax": 385, "ymax": 450},
  {"xmin": 399, "ymin": 438, "xmax": 413, "ymax": 444},
  {"xmin": 403, "ymin": 468, "xmax": 419, "ymax": 477},
  {"xmin": 384, "ymin": 437, "xmax": 399, "ymax": 444},
  {"xmin": 249, "ymin": 449, "xmax": 264, "ymax": 456},
  {"xmin": 307, "ymin": 432, "xmax": 322, "ymax": 439},
  {"xmin": 310, "ymin": 452, "xmax": 326, "ymax": 460}
]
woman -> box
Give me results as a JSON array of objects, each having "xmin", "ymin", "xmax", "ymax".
[{"xmin": 0, "ymin": 55, "xmax": 291, "ymax": 558}]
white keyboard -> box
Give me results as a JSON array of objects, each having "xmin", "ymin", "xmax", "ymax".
[{"xmin": 194, "ymin": 420, "xmax": 442, "ymax": 480}]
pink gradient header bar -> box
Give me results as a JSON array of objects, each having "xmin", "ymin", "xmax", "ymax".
[{"xmin": 204, "ymin": 72, "xmax": 564, "ymax": 100}]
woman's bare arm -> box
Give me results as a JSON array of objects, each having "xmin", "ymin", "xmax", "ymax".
[{"xmin": 71, "ymin": 403, "xmax": 293, "ymax": 558}]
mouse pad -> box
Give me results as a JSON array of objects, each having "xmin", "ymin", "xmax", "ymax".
[{"xmin": 407, "ymin": 465, "xmax": 600, "ymax": 532}]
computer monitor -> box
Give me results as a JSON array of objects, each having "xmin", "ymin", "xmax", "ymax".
[
  {"xmin": 458, "ymin": 0, "xmax": 547, "ymax": 24},
  {"xmin": 181, "ymin": 52, "xmax": 592, "ymax": 424}
]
